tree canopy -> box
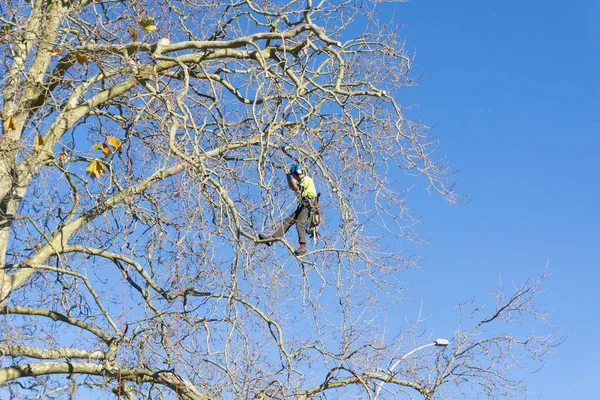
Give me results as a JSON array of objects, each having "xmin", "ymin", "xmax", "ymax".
[{"xmin": 0, "ymin": 0, "xmax": 558, "ymax": 399}]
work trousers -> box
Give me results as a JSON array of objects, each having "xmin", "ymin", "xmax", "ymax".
[{"xmin": 272, "ymin": 204, "xmax": 310, "ymax": 244}]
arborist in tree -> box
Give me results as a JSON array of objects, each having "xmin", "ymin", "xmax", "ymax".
[{"xmin": 259, "ymin": 163, "xmax": 319, "ymax": 256}]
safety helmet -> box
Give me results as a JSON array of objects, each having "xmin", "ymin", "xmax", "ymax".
[{"xmin": 290, "ymin": 163, "xmax": 303, "ymax": 175}]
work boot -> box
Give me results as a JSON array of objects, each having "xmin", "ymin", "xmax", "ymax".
[
  {"xmin": 258, "ymin": 233, "xmax": 274, "ymax": 246},
  {"xmin": 294, "ymin": 243, "xmax": 307, "ymax": 256}
]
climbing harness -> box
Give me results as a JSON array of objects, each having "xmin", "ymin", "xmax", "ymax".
[{"xmin": 305, "ymin": 193, "xmax": 321, "ymax": 246}]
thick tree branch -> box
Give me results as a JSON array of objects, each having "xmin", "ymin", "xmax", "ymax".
[
  {"xmin": 0, "ymin": 344, "xmax": 105, "ymax": 361},
  {"xmin": 0, "ymin": 362, "xmax": 208, "ymax": 400},
  {"xmin": 1, "ymin": 305, "xmax": 112, "ymax": 344}
]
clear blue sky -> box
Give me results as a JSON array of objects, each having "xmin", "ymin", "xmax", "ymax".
[{"xmin": 379, "ymin": 1, "xmax": 598, "ymax": 398}]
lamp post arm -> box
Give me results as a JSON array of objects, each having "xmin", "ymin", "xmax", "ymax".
[
  {"xmin": 387, "ymin": 343, "xmax": 437, "ymax": 375},
  {"xmin": 374, "ymin": 339, "xmax": 449, "ymax": 400}
]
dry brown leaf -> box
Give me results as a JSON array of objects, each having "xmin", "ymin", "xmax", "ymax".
[
  {"xmin": 143, "ymin": 25, "xmax": 157, "ymax": 33},
  {"xmin": 86, "ymin": 159, "xmax": 106, "ymax": 179},
  {"xmin": 106, "ymin": 136, "xmax": 123, "ymax": 152},
  {"xmin": 93, "ymin": 142, "xmax": 112, "ymax": 158},
  {"xmin": 139, "ymin": 17, "xmax": 155, "ymax": 27},
  {"xmin": 128, "ymin": 27, "xmax": 138, "ymax": 41},
  {"xmin": 3, "ymin": 115, "xmax": 16, "ymax": 131},
  {"xmin": 34, "ymin": 134, "xmax": 44, "ymax": 152},
  {"xmin": 58, "ymin": 148, "xmax": 69, "ymax": 162},
  {"xmin": 75, "ymin": 52, "xmax": 89, "ymax": 64}
]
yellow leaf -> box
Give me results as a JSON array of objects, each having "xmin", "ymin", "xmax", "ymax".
[
  {"xmin": 75, "ymin": 52, "xmax": 89, "ymax": 64},
  {"xmin": 3, "ymin": 115, "xmax": 16, "ymax": 131},
  {"xmin": 106, "ymin": 136, "xmax": 123, "ymax": 152},
  {"xmin": 93, "ymin": 142, "xmax": 112, "ymax": 158},
  {"xmin": 86, "ymin": 159, "xmax": 106, "ymax": 179},
  {"xmin": 128, "ymin": 27, "xmax": 138, "ymax": 41},
  {"xmin": 34, "ymin": 134, "xmax": 44, "ymax": 152},
  {"xmin": 144, "ymin": 25, "xmax": 157, "ymax": 33},
  {"xmin": 139, "ymin": 17, "xmax": 155, "ymax": 27}
]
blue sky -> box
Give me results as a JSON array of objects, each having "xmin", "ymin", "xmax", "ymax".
[{"xmin": 378, "ymin": 0, "xmax": 598, "ymax": 398}]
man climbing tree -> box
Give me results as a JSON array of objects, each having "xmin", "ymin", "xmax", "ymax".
[{"xmin": 259, "ymin": 163, "xmax": 318, "ymax": 255}]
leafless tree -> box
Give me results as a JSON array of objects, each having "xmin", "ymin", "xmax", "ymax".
[{"xmin": 0, "ymin": 0, "xmax": 559, "ymax": 399}]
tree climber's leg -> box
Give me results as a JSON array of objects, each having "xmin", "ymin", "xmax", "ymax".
[
  {"xmin": 260, "ymin": 206, "xmax": 303, "ymax": 245},
  {"xmin": 294, "ymin": 206, "xmax": 310, "ymax": 255}
]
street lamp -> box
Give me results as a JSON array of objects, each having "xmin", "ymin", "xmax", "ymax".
[{"xmin": 374, "ymin": 338, "xmax": 450, "ymax": 400}]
